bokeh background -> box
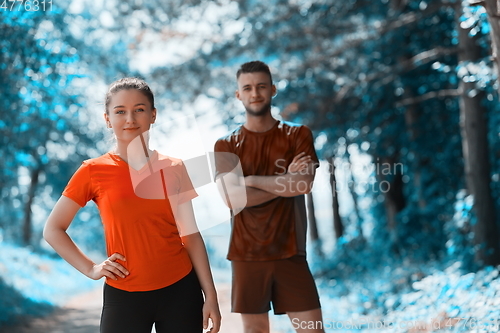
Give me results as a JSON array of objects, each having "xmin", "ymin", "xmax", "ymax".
[{"xmin": 2, "ymin": 0, "xmax": 500, "ymax": 332}]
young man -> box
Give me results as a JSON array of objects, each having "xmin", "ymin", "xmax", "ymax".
[{"xmin": 214, "ymin": 61, "xmax": 325, "ymax": 333}]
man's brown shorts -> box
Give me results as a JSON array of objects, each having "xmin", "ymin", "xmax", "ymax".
[{"xmin": 231, "ymin": 255, "xmax": 321, "ymax": 315}]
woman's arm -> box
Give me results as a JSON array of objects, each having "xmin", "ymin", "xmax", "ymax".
[
  {"xmin": 178, "ymin": 200, "xmax": 221, "ymax": 333},
  {"xmin": 43, "ymin": 196, "xmax": 129, "ymax": 281}
]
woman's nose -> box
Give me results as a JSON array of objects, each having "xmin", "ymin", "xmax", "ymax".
[{"xmin": 126, "ymin": 112, "xmax": 136, "ymax": 123}]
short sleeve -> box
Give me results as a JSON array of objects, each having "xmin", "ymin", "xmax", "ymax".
[
  {"xmin": 214, "ymin": 139, "xmax": 238, "ymax": 179},
  {"xmin": 177, "ymin": 162, "xmax": 198, "ymax": 204},
  {"xmin": 296, "ymin": 126, "xmax": 320, "ymax": 167},
  {"xmin": 62, "ymin": 161, "xmax": 95, "ymax": 207}
]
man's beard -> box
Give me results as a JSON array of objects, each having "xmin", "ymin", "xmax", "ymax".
[{"xmin": 245, "ymin": 102, "xmax": 271, "ymax": 117}]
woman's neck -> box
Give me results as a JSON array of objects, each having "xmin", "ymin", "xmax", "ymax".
[{"xmin": 112, "ymin": 136, "xmax": 154, "ymax": 163}]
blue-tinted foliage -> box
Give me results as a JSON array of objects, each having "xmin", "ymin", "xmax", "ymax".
[
  {"xmin": 148, "ymin": 0, "xmax": 500, "ymax": 268},
  {"xmin": 2, "ymin": 0, "xmax": 500, "ymax": 328}
]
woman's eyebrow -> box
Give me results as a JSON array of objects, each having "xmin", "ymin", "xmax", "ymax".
[{"xmin": 113, "ymin": 103, "xmax": 146, "ymax": 109}]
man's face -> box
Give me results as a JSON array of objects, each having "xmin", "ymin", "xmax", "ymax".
[{"xmin": 236, "ymin": 72, "xmax": 276, "ymax": 117}]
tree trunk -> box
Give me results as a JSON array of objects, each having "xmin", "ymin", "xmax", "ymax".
[
  {"xmin": 403, "ymin": 87, "xmax": 427, "ymax": 209},
  {"xmin": 347, "ymin": 158, "xmax": 363, "ymax": 237},
  {"xmin": 329, "ymin": 157, "xmax": 344, "ymax": 239},
  {"xmin": 376, "ymin": 155, "xmax": 406, "ymax": 249},
  {"xmin": 483, "ymin": 0, "xmax": 500, "ymax": 83},
  {"xmin": 23, "ymin": 166, "xmax": 41, "ymax": 246},
  {"xmin": 381, "ymin": 156, "xmax": 398, "ymax": 245},
  {"xmin": 306, "ymin": 192, "xmax": 323, "ymax": 257},
  {"xmin": 306, "ymin": 192, "xmax": 319, "ymax": 241},
  {"xmin": 457, "ymin": 2, "xmax": 500, "ymax": 266}
]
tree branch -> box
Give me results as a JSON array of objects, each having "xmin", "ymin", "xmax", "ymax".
[
  {"xmin": 395, "ymin": 89, "xmax": 462, "ymax": 107},
  {"xmin": 334, "ymin": 46, "xmax": 459, "ymax": 102},
  {"xmin": 468, "ymin": 0, "xmax": 486, "ymax": 7},
  {"xmin": 319, "ymin": 0, "xmax": 456, "ymax": 61}
]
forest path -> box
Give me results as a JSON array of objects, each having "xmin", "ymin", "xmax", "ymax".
[{"xmin": 2, "ymin": 282, "xmax": 245, "ymax": 333}]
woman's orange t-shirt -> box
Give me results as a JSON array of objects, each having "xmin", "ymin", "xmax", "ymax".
[{"xmin": 62, "ymin": 151, "xmax": 197, "ymax": 292}]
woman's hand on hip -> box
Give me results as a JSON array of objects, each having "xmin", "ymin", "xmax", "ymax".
[{"xmin": 87, "ymin": 253, "xmax": 129, "ymax": 280}]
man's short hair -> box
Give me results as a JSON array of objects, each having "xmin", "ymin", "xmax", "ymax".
[{"xmin": 236, "ymin": 61, "xmax": 273, "ymax": 84}]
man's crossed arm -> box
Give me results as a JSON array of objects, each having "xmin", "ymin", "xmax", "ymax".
[{"xmin": 216, "ymin": 153, "xmax": 316, "ymax": 209}]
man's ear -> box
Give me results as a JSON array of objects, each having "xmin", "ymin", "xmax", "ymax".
[
  {"xmin": 235, "ymin": 90, "xmax": 241, "ymax": 100},
  {"xmin": 272, "ymin": 85, "xmax": 277, "ymax": 97}
]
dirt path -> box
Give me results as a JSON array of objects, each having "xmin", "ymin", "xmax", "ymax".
[
  {"xmin": 2, "ymin": 286, "xmax": 102, "ymax": 333},
  {"xmin": 2, "ymin": 282, "xmax": 246, "ymax": 333}
]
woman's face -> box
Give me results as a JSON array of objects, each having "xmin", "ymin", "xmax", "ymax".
[{"xmin": 104, "ymin": 89, "xmax": 156, "ymax": 144}]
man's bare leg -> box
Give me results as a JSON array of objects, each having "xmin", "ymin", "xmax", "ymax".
[
  {"xmin": 241, "ymin": 313, "xmax": 270, "ymax": 333},
  {"xmin": 288, "ymin": 308, "xmax": 325, "ymax": 333}
]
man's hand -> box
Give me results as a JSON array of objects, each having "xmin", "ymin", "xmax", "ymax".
[
  {"xmin": 245, "ymin": 152, "xmax": 317, "ymax": 197},
  {"xmin": 287, "ymin": 152, "xmax": 312, "ymax": 174},
  {"xmin": 217, "ymin": 172, "xmax": 276, "ymax": 208}
]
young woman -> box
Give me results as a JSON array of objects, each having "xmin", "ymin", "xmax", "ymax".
[{"xmin": 43, "ymin": 78, "xmax": 221, "ymax": 333}]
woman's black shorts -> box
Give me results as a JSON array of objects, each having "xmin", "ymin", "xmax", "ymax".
[{"xmin": 100, "ymin": 269, "xmax": 204, "ymax": 333}]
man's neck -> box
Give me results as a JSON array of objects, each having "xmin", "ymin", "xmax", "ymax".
[{"xmin": 243, "ymin": 113, "xmax": 277, "ymax": 133}]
